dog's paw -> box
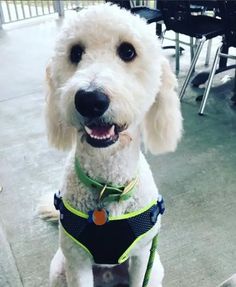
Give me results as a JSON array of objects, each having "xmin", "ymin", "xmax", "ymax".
[{"xmin": 36, "ymin": 193, "xmax": 59, "ymax": 221}]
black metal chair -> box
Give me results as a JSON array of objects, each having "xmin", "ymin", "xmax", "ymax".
[
  {"xmin": 158, "ymin": 0, "xmax": 225, "ymax": 101},
  {"xmin": 105, "ymin": 0, "xmax": 132, "ymax": 10},
  {"xmin": 105, "ymin": 0, "xmax": 163, "ymax": 29},
  {"xmin": 198, "ymin": 0, "xmax": 236, "ymax": 115},
  {"xmin": 107, "ymin": 1, "xmax": 215, "ymax": 73},
  {"xmin": 158, "ymin": 0, "xmax": 214, "ymax": 71},
  {"xmin": 106, "ymin": 0, "xmax": 187, "ymax": 68}
]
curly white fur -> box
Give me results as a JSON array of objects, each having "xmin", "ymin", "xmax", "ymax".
[{"xmin": 44, "ymin": 3, "xmax": 183, "ymax": 287}]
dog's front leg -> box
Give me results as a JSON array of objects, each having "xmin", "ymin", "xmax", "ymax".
[
  {"xmin": 50, "ymin": 248, "xmax": 67, "ymax": 287},
  {"xmin": 61, "ymin": 232, "xmax": 94, "ymax": 287},
  {"xmin": 65, "ymin": 257, "xmax": 93, "ymax": 287},
  {"xmin": 129, "ymin": 248, "xmax": 164, "ymax": 287}
]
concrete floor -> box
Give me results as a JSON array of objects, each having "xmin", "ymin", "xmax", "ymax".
[{"xmin": 0, "ymin": 13, "xmax": 236, "ymax": 287}]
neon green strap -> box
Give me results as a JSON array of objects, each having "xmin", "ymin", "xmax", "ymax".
[{"xmin": 75, "ymin": 158, "xmax": 138, "ymax": 203}]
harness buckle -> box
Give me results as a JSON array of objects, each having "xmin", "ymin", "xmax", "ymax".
[
  {"xmin": 157, "ymin": 195, "xmax": 165, "ymax": 215},
  {"xmin": 54, "ymin": 191, "xmax": 62, "ymax": 210},
  {"xmin": 150, "ymin": 195, "xmax": 165, "ymax": 224}
]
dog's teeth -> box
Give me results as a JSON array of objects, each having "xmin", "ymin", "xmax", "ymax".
[
  {"xmin": 85, "ymin": 126, "xmax": 92, "ymax": 135},
  {"xmin": 86, "ymin": 124, "xmax": 115, "ymax": 141},
  {"xmin": 109, "ymin": 125, "xmax": 115, "ymax": 136}
]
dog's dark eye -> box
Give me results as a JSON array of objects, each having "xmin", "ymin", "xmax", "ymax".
[
  {"xmin": 117, "ymin": 42, "xmax": 136, "ymax": 62},
  {"xmin": 69, "ymin": 44, "xmax": 84, "ymax": 64}
]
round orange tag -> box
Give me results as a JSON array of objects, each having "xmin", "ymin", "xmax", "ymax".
[{"xmin": 92, "ymin": 209, "xmax": 108, "ymax": 226}]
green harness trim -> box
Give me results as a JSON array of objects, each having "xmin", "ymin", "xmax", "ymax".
[{"xmin": 75, "ymin": 158, "xmax": 138, "ymax": 203}]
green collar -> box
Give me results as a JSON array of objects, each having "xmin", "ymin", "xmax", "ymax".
[{"xmin": 75, "ymin": 158, "xmax": 138, "ymax": 203}]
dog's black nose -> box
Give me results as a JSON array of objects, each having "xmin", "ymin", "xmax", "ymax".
[{"xmin": 74, "ymin": 90, "xmax": 110, "ymax": 118}]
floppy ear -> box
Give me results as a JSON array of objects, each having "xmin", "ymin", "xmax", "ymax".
[
  {"xmin": 45, "ymin": 63, "xmax": 76, "ymax": 150},
  {"xmin": 142, "ymin": 58, "xmax": 183, "ymax": 154}
]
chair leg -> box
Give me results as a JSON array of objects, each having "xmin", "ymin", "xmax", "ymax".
[
  {"xmin": 190, "ymin": 37, "xmax": 194, "ymax": 61},
  {"xmin": 190, "ymin": 37, "xmax": 195, "ymax": 73},
  {"xmin": 179, "ymin": 37, "xmax": 206, "ymax": 101},
  {"xmin": 198, "ymin": 46, "xmax": 221, "ymax": 115},
  {"xmin": 160, "ymin": 29, "xmax": 166, "ymax": 45},
  {"xmin": 205, "ymin": 39, "xmax": 212, "ymax": 66},
  {"xmin": 156, "ymin": 23, "xmax": 162, "ymax": 38},
  {"xmin": 230, "ymin": 68, "xmax": 236, "ymax": 103},
  {"xmin": 175, "ymin": 33, "xmax": 180, "ymax": 72}
]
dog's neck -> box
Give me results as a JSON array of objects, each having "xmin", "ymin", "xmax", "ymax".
[{"xmin": 75, "ymin": 130, "xmax": 141, "ymax": 185}]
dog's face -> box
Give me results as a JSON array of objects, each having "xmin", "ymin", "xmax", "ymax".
[{"xmin": 46, "ymin": 4, "xmax": 182, "ymax": 153}]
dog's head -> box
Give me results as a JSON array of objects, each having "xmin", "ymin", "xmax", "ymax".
[{"xmin": 45, "ymin": 4, "xmax": 182, "ymax": 154}]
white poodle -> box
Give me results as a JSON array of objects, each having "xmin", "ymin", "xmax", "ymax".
[{"xmin": 44, "ymin": 3, "xmax": 182, "ymax": 287}]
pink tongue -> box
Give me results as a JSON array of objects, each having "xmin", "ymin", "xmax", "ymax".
[{"xmin": 91, "ymin": 127, "xmax": 111, "ymax": 137}]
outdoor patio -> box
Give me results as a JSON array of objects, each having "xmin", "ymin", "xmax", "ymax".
[{"xmin": 0, "ymin": 5, "xmax": 236, "ymax": 287}]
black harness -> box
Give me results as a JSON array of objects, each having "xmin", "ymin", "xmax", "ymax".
[{"xmin": 54, "ymin": 193, "xmax": 165, "ymax": 265}]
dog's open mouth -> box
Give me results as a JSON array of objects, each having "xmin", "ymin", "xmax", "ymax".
[{"xmin": 84, "ymin": 123, "xmax": 126, "ymax": 148}]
